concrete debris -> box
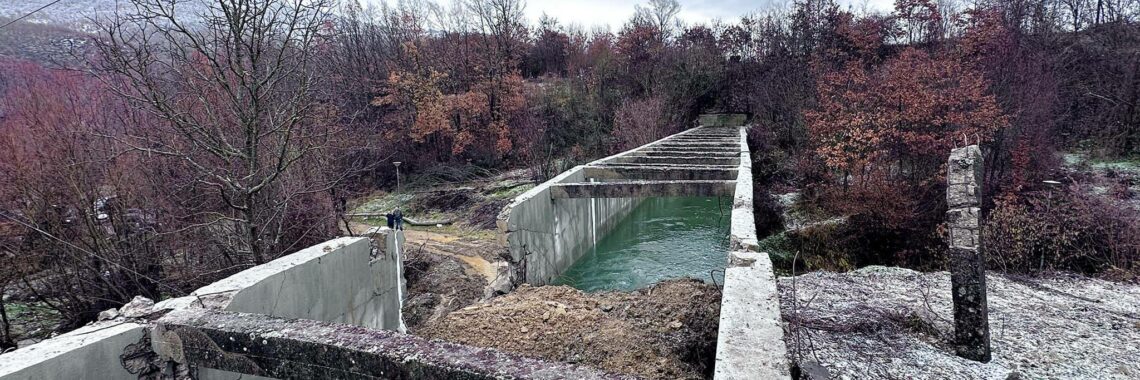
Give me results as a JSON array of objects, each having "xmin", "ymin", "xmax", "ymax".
[
  {"xmin": 96, "ymin": 308, "xmax": 119, "ymax": 321},
  {"xmin": 483, "ymin": 261, "xmax": 516, "ymax": 299},
  {"xmin": 779, "ymin": 266, "xmax": 1140, "ymax": 379},
  {"xmin": 118, "ymin": 296, "xmax": 155, "ymax": 318}
]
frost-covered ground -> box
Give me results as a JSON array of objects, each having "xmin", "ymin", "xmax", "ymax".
[{"xmin": 779, "ymin": 266, "xmax": 1140, "ymax": 379}]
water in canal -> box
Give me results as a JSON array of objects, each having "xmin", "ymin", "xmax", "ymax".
[{"xmin": 554, "ymin": 196, "xmax": 731, "ymax": 292}]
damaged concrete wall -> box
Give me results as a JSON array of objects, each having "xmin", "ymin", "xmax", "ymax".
[
  {"xmin": 0, "ymin": 322, "xmax": 146, "ymax": 380},
  {"xmin": 190, "ymin": 236, "xmax": 404, "ymax": 331},
  {"xmin": 715, "ymin": 126, "xmax": 791, "ymax": 380},
  {"xmin": 498, "ymin": 166, "xmax": 641, "ymax": 285}
]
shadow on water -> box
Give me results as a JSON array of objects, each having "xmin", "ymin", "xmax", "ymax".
[{"xmin": 555, "ymin": 196, "xmax": 731, "ymax": 292}]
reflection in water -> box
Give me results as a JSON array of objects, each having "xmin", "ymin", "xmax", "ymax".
[{"xmin": 555, "ymin": 197, "xmax": 731, "ymax": 292}]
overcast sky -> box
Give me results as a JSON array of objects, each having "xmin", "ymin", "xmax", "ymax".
[{"xmin": 521, "ymin": 0, "xmax": 896, "ymax": 30}]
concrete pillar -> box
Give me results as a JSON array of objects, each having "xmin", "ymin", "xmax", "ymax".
[{"xmin": 946, "ymin": 145, "xmax": 991, "ymax": 362}]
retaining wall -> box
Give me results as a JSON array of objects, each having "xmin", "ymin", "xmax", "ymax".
[
  {"xmin": 189, "ymin": 235, "xmax": 403, "ymax": 331},
  {"xmin": 0, "ymin": 322, "xmax": 146, "ymax": 380},
  {"xmin": 498, "ymin": 166, "xmax": 640, "ymax": 284},
  {"xmin": 0, "ymin": 234, "xmax": 407, "ymax": 380}
]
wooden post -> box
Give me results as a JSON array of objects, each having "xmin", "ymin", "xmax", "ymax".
[{"xmin": 946, "ymin": 145, "xmax": 991, "ymax": 362}]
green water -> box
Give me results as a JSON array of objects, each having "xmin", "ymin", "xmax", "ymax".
[{"xmin": 554, "ymin": 197, "xmax": 731, "ymax": 292}]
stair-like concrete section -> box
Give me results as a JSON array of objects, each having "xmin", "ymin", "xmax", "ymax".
[
  {"xmin": 558, "ymin": 126, "xmax": 748, "ymax": 198},
  {"xmin": 548, "ymin": 180, "xmax": 736, "ymax": 199}
]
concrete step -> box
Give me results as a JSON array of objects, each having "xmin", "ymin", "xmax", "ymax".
[
  {"xmin": 628, "ymin": 150, "xmax": 739, "ymax": 157},
  {"xmin": 641, "ymin": 146, "xmax": 740, "ymax": 153},
  {"xmin": 549, "ymin": 180, "xmax": 736, "ymax": 199},
  {"xmin": 583, "ymin": 165, "xmax": 738, "ymax": 181},
  {"xmin": 594, "ymin": 162, "xmax": 739, "ymax": 169},
  {"xmin": 607, "ymin": 155, "xmax": 740, "ymax": 166}
]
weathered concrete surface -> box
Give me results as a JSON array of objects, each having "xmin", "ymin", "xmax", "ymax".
[
  {"xmin": 190, "ymin": 236, "xmax": 404, "ymax": 331},
  {"xmin": 946, "ymin": 145, "xmax": 991, "ymax": 362},
  {"xmin": 154, "ymin": 308, "xmax": 624, "ymax": 380},
  {"xmin": 715, "ymin": 126, "xmax": 791, "ymax": 380},
  {"xmin": 715, "ymin": 254, "xmax": 791, "ymax": 380},
  {"xmin": 780, "ymin": 266, "xmax": 1140, "ymax": 379},
  {"xmin": 549, "ymin": 180, "xmax": 736, "ymax": 199},
  {"xmin": 728, "ymin": 127, "xmax": 758, "ymax": 252},
  {"xmin": 0, "ymin": 322, "xmax": 146, "ymax": 380}
]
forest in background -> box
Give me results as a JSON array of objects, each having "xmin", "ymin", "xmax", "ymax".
[{"xmin": 0, "ymin": 0, "xmax": 1138, "ymax": 349}]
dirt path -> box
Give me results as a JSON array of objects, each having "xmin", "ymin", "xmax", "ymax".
[{"xmin": 401, "ymin": 229, "xmax": 499, "ymax": 282}]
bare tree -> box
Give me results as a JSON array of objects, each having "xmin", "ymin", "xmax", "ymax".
[
  {"xmin": 94, "ymin": 0, "xmax": 344, "ymax": 264},
  {"xmin": 634, "ymin": 0, "xmax": 682, "ymax": 35}
]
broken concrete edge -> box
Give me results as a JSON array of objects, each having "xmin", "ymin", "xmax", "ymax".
[
  {"xmin": 714, "ymin": 125, "xmax": 792, "ymax": 380},
  {"xmin": 155, "ymin": 308, "xmax": 630, "ymax": 380},
  {"xmin": 0, "ymin": 321, "xmax": 147, "ymax": 379}
]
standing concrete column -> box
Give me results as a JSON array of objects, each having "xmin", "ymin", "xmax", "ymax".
[{"xmin": 946, "ymin": 145, "xmax": 991, "ymax": 362}]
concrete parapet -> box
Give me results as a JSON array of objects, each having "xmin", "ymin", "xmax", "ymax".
[
  {"xmin": 714, "ymin": 126, "xmax": 791, "ymax": 380},
  {"xmin": 0, "ymin": 322, "xmax": 146, "ymax": 380},
  {"xmin": 154, "ymin": 308, "xmax": 623, "ymax": 380},
  {"xmin": 728, "ymin": 127, "xmax": 758, "ymax": 252},
  {"xmin": 189, "ymin": 236, "xmax": 404, "ymax": 331},
  {"xmin": 714, "ymin": 262, "xmax": 790, "ymax": 380}
]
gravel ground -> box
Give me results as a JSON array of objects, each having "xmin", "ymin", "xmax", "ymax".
[{"xmin": 780, "ymin": 266, "xmax": 1140, "ymax": 379}]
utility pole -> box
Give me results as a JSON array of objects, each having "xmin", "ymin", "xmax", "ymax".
[{"xmin": 394, "ymin": 161, "xmax": 402, "ymax": 207}]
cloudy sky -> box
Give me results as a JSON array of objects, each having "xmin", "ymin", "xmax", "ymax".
[{"xmin": 521, "ymin": 0, "xmax": 896, "ymax": 30}]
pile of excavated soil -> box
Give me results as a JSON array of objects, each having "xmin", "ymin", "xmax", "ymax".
[
  {"xmin": 402, "ymin": 248, "xmax": 487, "ymax": 332},
  {"xmin": 781, "ymin": 266, "xmax": 1140, "ymax": 379},
  {"xmin": 420, "ymin": 279, "xmax": 721, "ymax": 379}
]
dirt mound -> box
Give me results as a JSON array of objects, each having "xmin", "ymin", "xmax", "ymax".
[
  {"xmin": 402, "ymin": 247, "xmax": 486, "ymax": 331},
  {"xmin": 419, "ymin": 279, "xmax": 721, "ymax": 379}
]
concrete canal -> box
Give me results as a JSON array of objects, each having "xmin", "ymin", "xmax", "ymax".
[{"xmin": 554, "ymin": 196, "xmax": 731, "ymax": 292}]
